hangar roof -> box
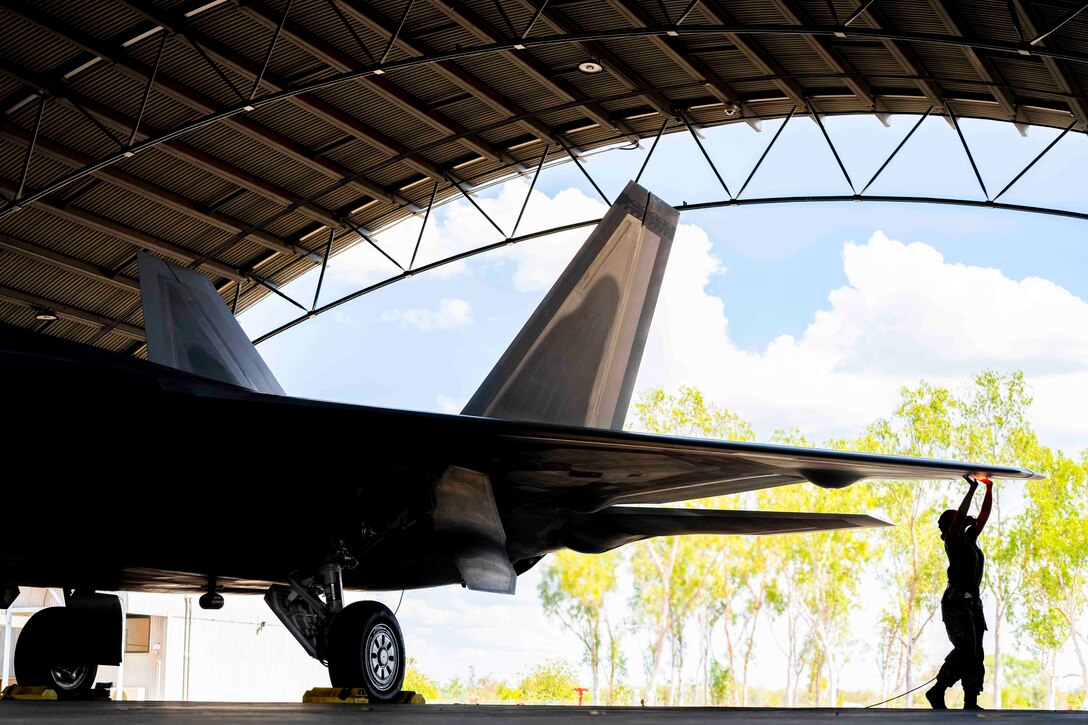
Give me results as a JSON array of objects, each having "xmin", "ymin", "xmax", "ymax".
[{"xmin": 1, "ymin": 0, "xmax": 1086, "ymax": 353}]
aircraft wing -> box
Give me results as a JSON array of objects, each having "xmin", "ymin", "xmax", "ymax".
[{"xmin": 475, "ymin": 421, "xmax": 1042, "ymax": 514}]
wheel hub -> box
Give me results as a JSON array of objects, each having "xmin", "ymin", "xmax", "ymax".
[
  {"xmin": 50, "ymin": 663, "xmax": 92, "ymax": 691},
  {"xmin": 366, "ymin": 623, "xmax": 398, "ymax": 691}
]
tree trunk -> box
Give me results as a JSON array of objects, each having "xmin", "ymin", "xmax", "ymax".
[
  {"xmin": 992, "ymin": 611, "xmax": 1002, "ymax": 708},
  {"xmin": 1047, "ymin": 665, "xmax": 1055, "ymax": 711},
  {"xmin": 1071, "ymin": 628, "xmax": 1088, "ymax": 710},
  {"xmin": 591, "ymin": 649, "xmax": 600, "ymax": 705}
]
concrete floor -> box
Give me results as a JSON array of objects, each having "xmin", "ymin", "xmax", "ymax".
[{"xmin": 2, "ymin": 702, "xmax": 1088, "ymax": 723}]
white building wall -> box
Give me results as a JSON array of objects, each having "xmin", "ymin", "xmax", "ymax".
[{"xmin": 2, "ymin": 588, "xmax": 338, "ymax": 701}]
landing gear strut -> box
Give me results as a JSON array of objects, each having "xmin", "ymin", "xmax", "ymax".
[
  {"xmin": 13, "ymin": 592, "xmax": 121, "ymax": 699},
  {"xmin": 265, "ymin": 557, "xmax": 406, "ymax": 702}
]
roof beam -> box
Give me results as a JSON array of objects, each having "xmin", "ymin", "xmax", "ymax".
[
  {"xmin": 424, "ymin": 0, "xmax": 641, "ymax": 140},
  {"xmin": 926, "ymin": 0, "xmax": 1027, "ymax": 124},
  {"xmin": 2, "ymin": 1, "xmax": 408, "ymax": 207},
  {"xmin": 0, "ymin": 64, "xmax": 343, "ymax": 231},
  {"xmin": 603, "ymin": 0, "xmax": 762, "ymax": 129},
  {"xmin": 1010, "ymin": 0, "xmax": 1088, "ymax": 127},
  {"xmin": 0, "ymin": 284, "xmax": 145, "ymax": 340},
  {"xmin": 331, "ymin": 0, "xmax": 559, "ymax": 145},
  {"xmin": 0, "ymin": 232, "xmax": 140, "ymax": 292},
  {"xmin": 506, "ymin": 0, "xmax": 678, "ymax": 118},
  {"xmin": 235, "ymin": 0, "xmax": 527, "ymax": 170},
  {"xmin": 116, "ymin": 0, "xmax": 453, "ymax": 185},
  {"xmin": 0, "ymin": 178, "xmax": 244, "ymax": 282},
  {"xmin": 842, "ymin": 0, "xmax": 947, "ymax": 110},
  {"xmin": 697, "ymin": 0, "xmax": 808, "ymax": 107},
  {"xmin": 0, "ymin": 121, "xmax": 321, "ymax": 262},
  {"xmin": 768, "ymin": 0, "xmax": 884, "ymax": 111}
]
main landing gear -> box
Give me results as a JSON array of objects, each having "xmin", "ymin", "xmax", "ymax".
[
  {"xmin": 13, "ymin": 592, "xmax": 121, "ymax": 699},
  {"xmin": 265, "ymin": 557, "xmax": 405, "ymax": 701}
]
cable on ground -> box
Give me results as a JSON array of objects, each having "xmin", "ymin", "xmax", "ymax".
[{"xmin": 865, "ymin": 675, "xmax": 937, "ymax": 708}]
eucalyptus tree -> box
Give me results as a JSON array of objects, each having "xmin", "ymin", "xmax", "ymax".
[
  {"xmin": 857, "ymin": 382, "xmax": 953, "ymax": 706},
  {"xmin": 1015, "ymin": 442, "xmax": 1088, "ymax": 709},
  {"xmin": 627, "ymin": 387, "xmax": 756, "ymax": 704},
  {"xmin": 955, "ymin": 370, "xmax": 1034, "ymax": 708},
  {"xmin": 538, "ymin": 549, "xmax": 620, "ymax": 703}
]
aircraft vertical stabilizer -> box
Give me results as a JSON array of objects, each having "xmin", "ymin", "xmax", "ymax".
[
  {"xmin": 462, "ymin": 180, "xmax": 678, "ymax": 429},
  {"xmin": 138, "ymin": 251, "xmax": 284, "ymax": 395}
]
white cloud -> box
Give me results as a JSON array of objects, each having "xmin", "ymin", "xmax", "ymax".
[
  {"xmin": 329, "ymin": 180, "xmax": 607, "ymax": 293},
  {"xmin": 330, "ymin": 179, "xmax": 1088, "ymax": 452},
  {"xmin": 638, "ymin": 229, "xmax": 1088, "ymax": 452},
  {"xmin": 382, "ymin": 298, "xmax": 473, "ymax": 331},
  {"xmin": 437, "ymin": 393, "xmax": 467, "ymax": 414}
]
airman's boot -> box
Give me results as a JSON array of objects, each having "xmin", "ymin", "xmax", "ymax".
[{"xmin": 925, "ymin": 684, "xmax": 947, "ymax": 709}]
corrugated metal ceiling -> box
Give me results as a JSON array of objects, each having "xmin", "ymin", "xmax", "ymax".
[{"xmin": 0, "ymin": 0, "xmax": 1084, "ymax": 355}]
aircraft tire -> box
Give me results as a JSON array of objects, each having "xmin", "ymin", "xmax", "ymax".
[
  {"xmin": 327, "ymin": 601, "xmax": 405, "ymax": 701},
  {"xmin": 14, "ymin": 607, "xmax": 98, "ymax": 699}
]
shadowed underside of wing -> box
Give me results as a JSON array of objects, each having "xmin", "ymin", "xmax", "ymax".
[
  {"xmin": 555, "ymin": 507, "xmax": 891, "ymax": 554},
  {"xmin": 489, "ymin": 429, "xmax": 1042, "ymax": 513}
]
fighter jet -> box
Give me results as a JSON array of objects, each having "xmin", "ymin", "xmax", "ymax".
[{"xmin": 0, "ymin": 181, "xmax": 1039, "ymax": 700}]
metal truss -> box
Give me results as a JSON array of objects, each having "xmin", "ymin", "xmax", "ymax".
[
  {"xmin": 250, "ymin": 109, "xmax": 1088, "ymax": 346},
  {"xmin": 3, "ymin": 1, "xmax": 1088, "ymax": 350},
  {"xmin": 5, "ymin": 20, "xmax": 1088, "ymax": 223}
]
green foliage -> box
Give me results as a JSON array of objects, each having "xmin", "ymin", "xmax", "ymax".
[
  {"xmin": 538, "ymin": 549, "xmax": 619, "ymax": 701},
  {"xmin": 517, "ymin": 659, "xmax": 580, "ymax": 703},
  {"xmin": 403, "ymin": 658, "xmax": 439, "ymax": 701},
  {"xmin": 708, "ymin": 659, "xmax": 731, "ymax": 705},
  {"xmin": 512, "ymin": 376, "xmax": 1088, "ymax": 708},
  {"xmin": 983, "ymin": 655, "xmax": 1047, "ymax": 708}
]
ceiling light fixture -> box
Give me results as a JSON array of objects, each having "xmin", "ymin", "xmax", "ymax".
[
  {"xmin": 34, "ymin": 308, "xmax": 58, "ymax": 321},
  {"xmin": 577, "ymin": 61, "xmax": 604, "ymax": 75}
]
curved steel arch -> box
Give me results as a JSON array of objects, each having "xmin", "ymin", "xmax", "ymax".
[
  {"xmin": 252, "ymin": 192, "xmax": 1088, "ymax": 347},
  {"xmin": 5, "ymin": 22, "xmax": 1088, "ymax": 223}
]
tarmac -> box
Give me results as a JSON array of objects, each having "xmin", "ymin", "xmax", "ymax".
[{"xmin": 2, "ymin": 702, "xmax": 1088, "ymax": 723}]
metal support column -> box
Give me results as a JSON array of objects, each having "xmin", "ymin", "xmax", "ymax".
[
  {"xmin": 806, "ymin": 99, "xmax": 856, "ymax": 194},
  {"xmin": 676, "ymin": 0, "xmax": 701, "ymax": 25},
  {"xmin": 511, "ymin": 145, "xmax": 549, "ymax": 238},
  {"xmin": 248, "ymin": 273, "xmax": 309, "ymax": 312},
  {"xmin": 860, "ymin": 108, "xmax": 932, "ymax": 194},
  {"xmin": 343, "ymin": 216, "xmax": 404, "ymax": 271},
  {"xmin": 381, "ymin": 0, "xmax": 415, "ymax": 65},
  {"xmin": 1, "ymin": 607, "xmax": 12, "ymax": 688},
  {"xmin": 250, "ymin": 0, "xmax": 293, "ymax": 100},
  {"xmin": 129, "ymin": 32, "xmax": 169, "ymax": 147},
  {"xmin": 737, "ymin": 107, "xmax": 794, "ymax": 199},
  {"xmin": 682, "ymin": 115, "xmax": 732, "ymax": 198},
  {"xmin": 844, "ymin": 0, "xmax": 879, "ymax": 26},
  {"xmin": 312, "ymin": 226, "xmax": 335, "ymax": 310},
  {"xmin": 947, "ymin": 106, "xmax": 989, "ymax": 199},
  {"xmin": 327, "ymin": 0, "xmax": 376, "ymax": 64},
  {"xmin": 521, "ymin": 1, "xmax": 550, "ymax": 38},
  {"xmin": 993, "ymin": 120, "xmax": 1076, "ymax": 200},
  {"xmin": 1030, "ymin": 2, "xmax": 1088, "ymax": 45},
  {"xmin": 446, "ymin": 175, "xmax": 506, "ymax": 237},
  {"xmin": 636, "ymin": 118, "xmax": 668, "ymax": 184},
  {"xmin": 14, "ymin": 93, "xmax": 47, "ymax": 203},
  {"xmin": 558, "ymin": 138, "xmax": 610, "ymax": 205},
  {"xmin": 409, "ymin": 182, "xmax": 438, "ymax": 270}
]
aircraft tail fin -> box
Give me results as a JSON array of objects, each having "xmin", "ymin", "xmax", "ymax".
[
  {"xmin": 462, "ymin": 180, "xmax": 678, "ymax": 429},
  {"xmin": 138, "ymin": 252, "xmax": 284, "ymax": 395}
]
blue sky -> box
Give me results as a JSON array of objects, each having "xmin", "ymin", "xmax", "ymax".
[
  {"xmin": 241, "ymin": 113, "xmax": 1088, "ymax": 448},
  {"xmin": 236, "ymin": 114, "xmax": 1088, "ymax": 691}
]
